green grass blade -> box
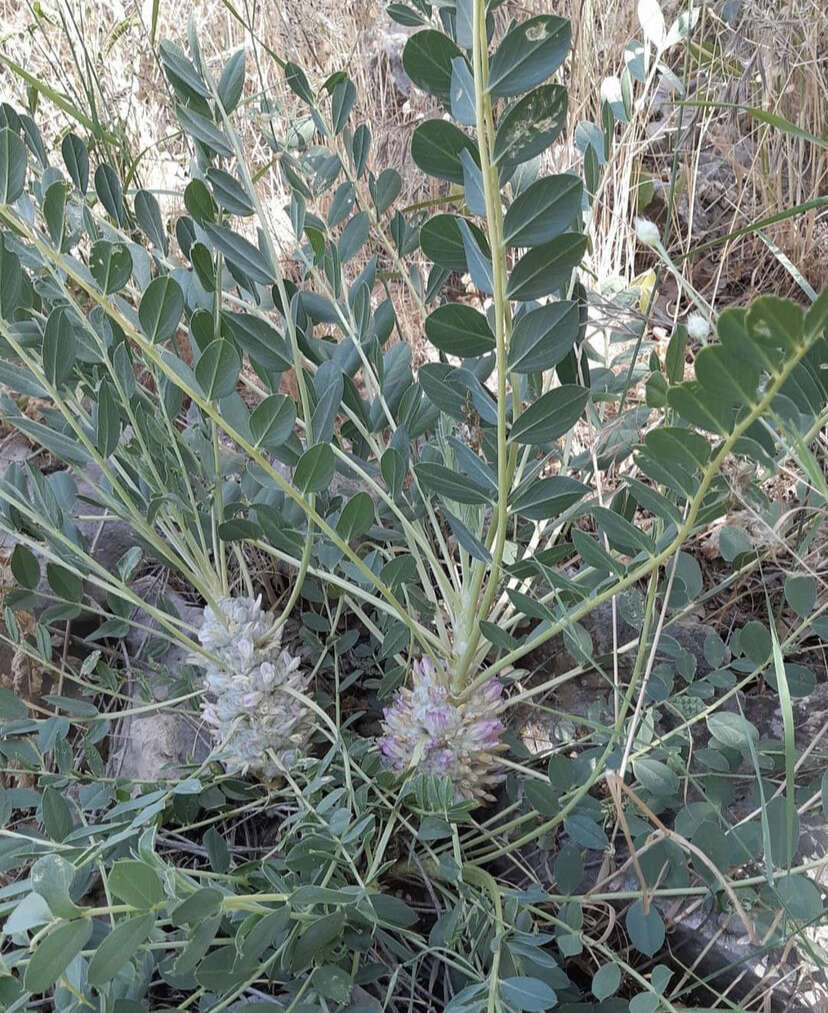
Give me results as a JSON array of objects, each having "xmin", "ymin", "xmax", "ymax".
[
  {"xmin": 767, "ymin": 599, "xmax": 797, "ymax": 871},
  {"xmin": 0, "ymin": 54, "xmax": 103, "ymax": 137},
  {"xmin": 219, "ymin": 0, "xmax": 286, "ymax": 68},
  {"xmin": 150, "ymin": 0, "xmax": 160, "ymax": 42},
  {"xmin": 681, "ymin": 197, "xmax": 828, "ymax": 260},
  {"xmin": 680, "ymin": 100, "xmax": 828, "ymax": 150},
  {"xmin": 756, "ymin": 230, "xmax": 817, "ymax": 301},
  {"xmin": 785, "ymin": 422, "xmax": 828, "ymax": 503},
  {"xmin": 738, "ymin": 695, "xmax": 775, "ymax": 886}
]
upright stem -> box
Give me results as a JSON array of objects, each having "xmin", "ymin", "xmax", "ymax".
[
  {"xmin": 211, "ymin": 246, "xmax": 229, "ymax": 595},
  {"xmin": 452, "ymin": 0, "xmax": 512, "ymax": 692}
]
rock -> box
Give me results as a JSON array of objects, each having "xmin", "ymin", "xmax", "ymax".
[
  {"xmin": 742, "ymin": 680, "xmax": 828, "ymax": 749},
  {"xmin": 512, "ymin": 610, "xmax": 719, "ymax": 752},
  {"xmin": 584, "ymin": 603, "xmax": 716, "ymax": 676},
  {"xmin": 521, "ymin": 604, "xmax": 716, "ymax": 681},
  {"xmin": 498, "ymin": 840, "xmax": 810, "ymax": 1013},
  {"xmin": 107, "ymin": 710, "xmax": 210, "ymax": 784},
  {"xmin": 365, "ymin": 27, "xmax": 413, "ymax": 97},
  {"xmin": 597, "ymin": 863, "xmax": 807, "ymax": 1012},
  {"xmin": 347, "ymin": 986, "xmax": 382, "ymax": 1011},
  {"xmin": 667, "ymin": 905, "xmax": 808, "ymax": 1013},
  {"xmin": 105, "ymin": 582, "xmax": 210, "ymax": 783},
  {"xmin": 0, "ymin": 432, "xmax": 35, "ymax": 553},
  {"xmin": 730, "ymin": 682, "xmax": 828, "ymax": 859},
  {"xmin": 0, "ymin": 456, "xmax": 136, "ymax": 611}
]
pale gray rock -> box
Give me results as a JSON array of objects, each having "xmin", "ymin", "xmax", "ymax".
[{"xmin": 107, "ymin": 709, "xmax": 210, "ymax": 784}]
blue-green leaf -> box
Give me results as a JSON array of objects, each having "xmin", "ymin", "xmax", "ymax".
[
  {"xmin": 500, "ymin": 976, "xmax": 558, "ymax": 1011},
  {"xmin": 204, "ymin": 224, "xmax": 275, "ymax": 284},
  {"xmin": 489, "ymin": 15, "xmax": 571, "ymax": 98},
  {"xmin": 61, "ymin": 132, "xmax": 88, "ymax": 194},
  {"xmin": 250, "ymin": 395, "xmax": 295, "ymax": 449},
  {"xmin": 294, "ymin": 443, "xmax": 335, "ymax": 494},
  {"xmin": 425, "ymin": 303, "xmax": 494, "ymax": 357},
  {"xmin": 139, "ymin": 276, "xmax": 184, "ymax": 343},
  {"xmin": 402, "ymin": 30, "xmax": 464, "ymax": 104},
  {"xmin": 196, "ymin": 339, "xmax": 241, "ymax": 400},
  {"xmin": 507, "ymin": 234, "xmax": 587, "ymax": 301},
  {"xmin": 493, "ymin": 85, "xmax": 567, "ymax": 170},
  {"xmin": 217, "ymin": 47, "xmax": 245, "ymax": 114},
  {"xmin": 626, "ymin": 900, "xmax": 664, "ymax": 957},
  {"xmin": 412, "ymin": 120, "xmax": 478, "ymax": 184},
  {"xmin": 504, "ymin": 174, "xmax": 582, "ymax": 247},
  {"xmin": 24, "ymin": 919, "xmax": 92, "ymax": 994},
  {"xmin": 509, "ymin": 385, "xmax": 588, "ymax": 444},
  {"xmin": 511, "ymin": 475, "xmax": 587, "ymax": 520},
  {"xmin": 508, "ymin": 301, "xmax": 578, "ymax": 372},
  {"xmin": 0, "ymin": 127, "xmax": 27, "ymax": 204},
  {"xmin": 87, "ymin": 913, "xmax": 154, "ymax": 985},
  {"xmin": 90, "ymin": 240, "xmax": 133, "ymax": 294},
  {"xmin": 414, "ymin": 462, "xmax": 491, "ymax": 504}
]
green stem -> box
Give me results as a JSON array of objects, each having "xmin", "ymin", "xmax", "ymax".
[
  {"xmin": 211, "ymin": 421, "xmax": 229, "ymax": 595},
  {"xmin": 452, "ymin": 0, "xmax": 512, "ymax": 693},
  {"xmin": 462, "ymin": 863, "xmax": 505, "ymax": 1012},
  {"xmin": 211, "ymin": 78, "xmax": 318, "ymax": 625}
]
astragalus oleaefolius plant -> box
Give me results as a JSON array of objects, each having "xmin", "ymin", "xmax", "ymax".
[{"xmin": 0, "ymin": 0, "xmax": 826, "ymax": 1009}]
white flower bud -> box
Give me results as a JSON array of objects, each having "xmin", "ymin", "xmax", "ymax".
[
  {"xmin": 634, "ymin": 217, "xmax": 661, "ymax": 246},
  {"xmin": 686, "ymin": 311, "xmax": 711, "ymax": 342}
]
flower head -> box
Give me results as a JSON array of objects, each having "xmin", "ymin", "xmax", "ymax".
[
  {"xmin": 195, "ymin": 596, "xmax": 313, "ymax": 782},
  {"xmin": 377, "ymin": 657, "xmax": 507, "ymax": 803}
]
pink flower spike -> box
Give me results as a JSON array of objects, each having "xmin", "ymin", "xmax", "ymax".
[{"xmin": 376, "ymin": 656, "xmax": 507, "ymax": 803}]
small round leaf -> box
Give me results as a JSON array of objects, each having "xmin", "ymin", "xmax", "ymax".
[
  {"xmin": 89, "ymin": 240, "xmax": 133, "ymax": 294},
  {"xmin": 626, "ymin": 900, "xmax": 664, "ymax": 957},
  {"xmin": 592, "ymin": 962, "xmax": 621, "ymax": 1000}
]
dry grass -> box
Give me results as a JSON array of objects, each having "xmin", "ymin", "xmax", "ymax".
[{"xmin": 1, "ymin": 0, "xmax": 825, "ymax": 343}]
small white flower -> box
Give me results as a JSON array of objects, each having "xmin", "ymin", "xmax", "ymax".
[
  {"xmin": 686, "ymin": 311, "xmax": 711, "ymax": 342},
  {"xmin": 634, "ymin": 217, "xmax": 661, "ymax": 247}
]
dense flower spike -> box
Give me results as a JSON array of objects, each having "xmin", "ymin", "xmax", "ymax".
[
  {"xmin": 378, "ymin": 657, "xmax": 507, "ymax": 803},
  {"xmin": 196, "ymin": 596, "xmax": 313, "ymax": 782}
]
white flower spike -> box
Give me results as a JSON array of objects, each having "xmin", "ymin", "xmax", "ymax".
[{"xmin": 196, "ymin": 596, "xmax": 313, "ymax": 782}]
